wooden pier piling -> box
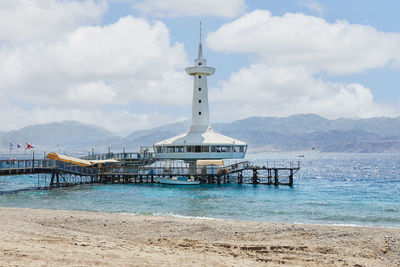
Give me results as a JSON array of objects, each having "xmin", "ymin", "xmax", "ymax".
[
  {"xmin": 289, "ymin": 169, "xmax": 294, "ymax": 186},
  {"xmin": 274, "ymin": 169, "xmax": 279, "ymax": 186}
]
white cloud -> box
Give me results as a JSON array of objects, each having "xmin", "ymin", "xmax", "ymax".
[
  {"xmin": 0, "ymin": 16, "xmax": 192, "ymax": 110},
  {"xmin": 0, "ymin": 14, "xmax": 193, "ymax": 134},
  {"xmin": 206, "ymin": 10, "xmax": 400, "ymax": 120},
  {"xmin": 207, "ymin": 10, "xmax": 400, "ymax": 75},
  {"xmin": 133, "ymin": 0, "xmax": 246, "ymax": 18},
  {"xmin": 298, "ymin": 0, "xmax": 324, "ymax": 15},
  {"xmin": 0, "ymin": 0, "xmax": 107, "ymax": 43},
  {"xmin": 66, "ymin": 81, "xmax": 117, "ymax": 106},
  {"xmin": 210, "ymin": 64, "xmax": 395, "ymax": 121}
]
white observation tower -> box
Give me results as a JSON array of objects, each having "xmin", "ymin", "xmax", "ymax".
[{"xmin": 154, "ymin": 25, "xmax": 247, "ymax": 160}]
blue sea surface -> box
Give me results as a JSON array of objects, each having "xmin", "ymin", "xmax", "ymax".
[{"xmin": 0, "ymin": 153, "xmax": 399, "ymax": 228}]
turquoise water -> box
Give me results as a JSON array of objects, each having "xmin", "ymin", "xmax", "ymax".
[{"xmin": 0, "ymin": 153, "xmax": 399, "ymax": 228}]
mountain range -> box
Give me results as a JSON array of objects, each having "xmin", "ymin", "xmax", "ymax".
[{"xmin": 1, "ymin": 114, "xmax": 400, "ymax": 154}]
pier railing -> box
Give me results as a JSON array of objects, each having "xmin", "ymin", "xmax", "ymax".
[
  {"xmin": 82, "ymin": 151, "xmax": 155, "ymax": 161},
  {"xmin": 55, "ymin": 161, "xmax": 98, "ymax": 176},
  {"xmin": 0, "ymin": 158, "xmax": 300, "ymax": 177},
  {"xmin": 95, "ymin": 160, "xmax": 299, "ymax": 176},
  {"xmin": 0, "ymin": 159, "xmax": 56, "ymax": 175},
  {"xmin": 0, "ymin": 159, "xmax": 97, "ymax": 177}
]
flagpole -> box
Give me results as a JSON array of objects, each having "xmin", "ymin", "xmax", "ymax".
[
  {"xmin": 32, "ymin": 149, "xmax": 35, "ymax": 171},
  {"xmin": 9, "ymin": 142, "xmax": 13, "ymax": 159}
]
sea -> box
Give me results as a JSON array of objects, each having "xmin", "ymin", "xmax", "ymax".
[{"xmin": 0, "ymin": 152, "xmax": 399, "ymax": 228}]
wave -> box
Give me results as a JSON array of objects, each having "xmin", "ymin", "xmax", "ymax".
[
  {"xmin": 383, "ymin": 208, "xmax": 400, "ymax": 212},
  {"xmin": 152, "ymin": 212, "xmax": 224, "ymax": 221},
  {"xmin": 304, "ymin": 201, "xmax": 330, "ymax": 206}
]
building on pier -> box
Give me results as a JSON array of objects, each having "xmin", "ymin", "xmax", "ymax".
[{"xmin": 154, "ymin": 30, "xmax": 247, "ymax": 160}]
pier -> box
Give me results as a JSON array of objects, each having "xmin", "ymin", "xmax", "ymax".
[{"xmin": 0, "ymin": 152, "xmax": 300, "ymax": 189}]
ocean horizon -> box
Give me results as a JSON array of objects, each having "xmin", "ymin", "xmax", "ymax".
[{"xmin": 1, "ymin": 152, "xmax": 399, "ymax": 228}]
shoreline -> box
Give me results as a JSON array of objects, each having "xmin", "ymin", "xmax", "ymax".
[
  {"xmin": 2, "ymin": 204, "xmax": 399, "ymax": 230},
  {"xmin": 163, "ymin": 212, "xmax": 400, "ymax": 229},
  {"xmin": 1, "ymin": 207, "xmax": 399, "ymax": 266}
]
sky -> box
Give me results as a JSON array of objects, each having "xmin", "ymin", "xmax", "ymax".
[{"xmin": 1, "ymin": 0, "xmax": 399, "ymax": 135}]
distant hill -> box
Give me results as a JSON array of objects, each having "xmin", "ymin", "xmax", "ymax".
[
  {"xmin": 214, "ymin": 114, "xmax": 400, "ymax": 136},
  {"xmin": 0, "ymin": 121, "xmax": 119, "ymax": 153},
  {"xmin": 2, "ymin": 114, "xmax": 400, "ymax": 153}
]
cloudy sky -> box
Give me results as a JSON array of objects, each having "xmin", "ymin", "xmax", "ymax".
[{"xmin": 1, "ymin": 0, "xmax": 399, "ymax": 135}]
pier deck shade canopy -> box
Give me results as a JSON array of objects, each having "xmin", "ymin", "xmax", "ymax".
[
  {"xmin": 46, "ymin": 152, "xmax": 118, "ymax": 166},
  {"xmin": 154, "ymin": 32, "xmax": 247, "ymax": 160}
]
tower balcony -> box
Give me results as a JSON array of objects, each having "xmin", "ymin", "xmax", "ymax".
[{"xmin": 185, "ymin": 66, "xmax": 215, "ymax": 76}]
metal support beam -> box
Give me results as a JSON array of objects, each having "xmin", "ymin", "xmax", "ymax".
[
  {"xmin": 274, "ymin": 169, "xmax": 279, "ymax": 186},
  {"xmin": 252, "ymin": 169, "xmax": 259, "ymax": 184},
  {"xmin": 289, "ymin": 169, "xmax": 293, "ymax": 186}
]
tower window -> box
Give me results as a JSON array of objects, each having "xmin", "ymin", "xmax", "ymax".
[
  {"xmin": 198, "ymin": 88, "xmax": 201, "ymax": 91},
  {"xmin": 199, "ymin": 75, "xmax": 201, "ymax": 79},
  {"xmin": 198, "ymin": 99, "xmax": 202, "ymax": 103},
  {"xmin": 198, "ymin": 63, "xmax": 202, "ymax": 65},
  {"xmin": 199, "ymin": 112, "xmax": 202, "ymax": 115}
]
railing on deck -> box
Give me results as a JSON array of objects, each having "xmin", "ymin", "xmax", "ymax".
[
  {"xmin": 82, "ymin": 151, "xmax": 155, "ymax": 161},
  {"xmin": 0, "ymin": 159, "xmax": 56, "ymax": 174},
  {"xmin": 55, "ymin": 161, "xmax": 98, "ymax": 176},
  {"xmin": 0, "ymin": 159, "xmax": 98, "ymax": 176}
]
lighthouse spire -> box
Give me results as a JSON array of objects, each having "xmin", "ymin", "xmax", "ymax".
[
  {"xmin": 198, "ymin": 22, "xmax": 203, "ymax": 60},
  {"xmin": 200, "ymin": 21, "xmax": 202, "ymax": 43}
]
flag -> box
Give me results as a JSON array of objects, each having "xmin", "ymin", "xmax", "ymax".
[{"xmin": 25, "ymin": 143, "xmax": 32, "ymax": 150}]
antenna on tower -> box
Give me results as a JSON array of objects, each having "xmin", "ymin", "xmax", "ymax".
[
  {"xmin": 198, "ymin": 22, "xmax": 203, "ymax": 59},
  {"xmin": 199, "ymin": 21, "xmax": 202, "ymax": 44}
]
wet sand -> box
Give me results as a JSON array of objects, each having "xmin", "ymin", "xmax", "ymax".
[{"xmin": 0, "ymin": 207, "xmax": 399, "ymax": 266}]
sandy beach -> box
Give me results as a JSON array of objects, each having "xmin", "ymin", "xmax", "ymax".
[{"xmin": 0, "ymin": 207, "xmax": 399, "ymax": 266}]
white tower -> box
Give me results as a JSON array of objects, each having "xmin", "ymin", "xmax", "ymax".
[
  {"xmin": 185, "ymin": 27, "xmax": 215, "ymax": 133},
  {"xmin": 153, "ymin": 24, "xmax": 247, "ymax": 160}
]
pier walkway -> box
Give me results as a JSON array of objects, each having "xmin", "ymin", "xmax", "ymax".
[{"xmin": 0, "ymin": 154, "xmax": 300, "ymax": 189}]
